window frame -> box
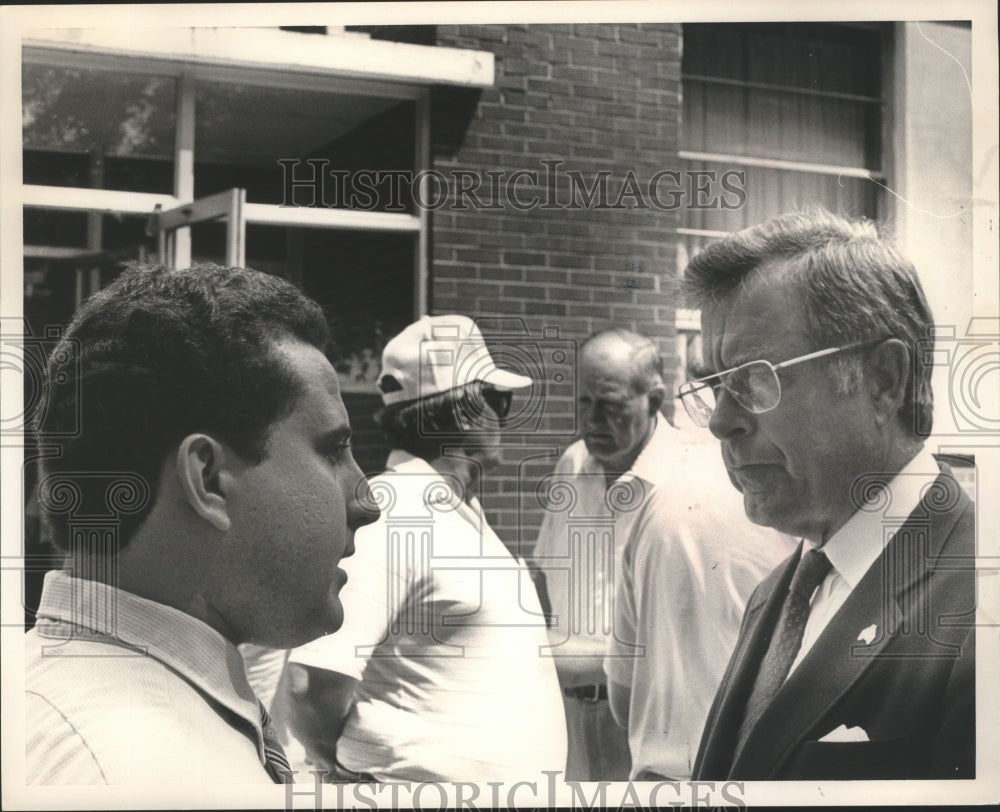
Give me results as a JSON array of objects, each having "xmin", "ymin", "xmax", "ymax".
[
  {"xmin": 20, "ymin": 29, "xmax": 487, "ymax": 318},
  {"xmin": 674, "ymin": 23, "xmax": 891, "ymax": 411}
]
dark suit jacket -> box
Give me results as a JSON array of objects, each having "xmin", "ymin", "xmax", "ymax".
[{"xmin": 693, "ymin": 467, "xmax": 976, "ymax": 780}]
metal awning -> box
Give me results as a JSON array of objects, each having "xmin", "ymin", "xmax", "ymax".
[{"xmin": 23, "ymin": 26, "xmax": 494, "ymax": 89}]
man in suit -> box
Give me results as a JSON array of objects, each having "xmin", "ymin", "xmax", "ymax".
[{"xmin": 680, "ymin": 209, "xmax": 975, "ymax": 780}]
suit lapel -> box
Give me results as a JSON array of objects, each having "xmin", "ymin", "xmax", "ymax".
[
  {"xmin": 731, "ymin": 561, "xmax": 903, "ymax": 777},
  {"xmin": 696, "ymin": 545, "xmax": 801, "ymax": 778},
  {"xmin": 731, "ymin": 470, "xmax": 968, "ymax": 778}
]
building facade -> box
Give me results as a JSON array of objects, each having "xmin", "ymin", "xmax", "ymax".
[{"xmin": 14, "ymin": 21, "xmax": 975, "ymax": 623}]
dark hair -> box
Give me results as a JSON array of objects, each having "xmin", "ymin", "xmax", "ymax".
[
  {"xmin": 374, "ymin": 382, "xmax": 491, "ymax": 461},
  {"xmin": 35, "ymin": 263, "xmax": 330, "ymax": 551},
  {"xmin": 581, "ymin": 329, "xmax": 664, "ymax": 398},
  {"xmin": 682, "ymin": 208, "xmax": 935, "ymax": 437}
]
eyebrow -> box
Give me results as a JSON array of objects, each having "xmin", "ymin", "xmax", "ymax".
[{"xmin": 714, "ymin": 343, "xmax": 778, "ymax": 375}]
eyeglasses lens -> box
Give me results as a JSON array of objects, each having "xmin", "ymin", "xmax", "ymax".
[
  {"xmin": 728, "ymin": 362, "xmax": 781, "ymax": 414},
  {"xmin": 682, "ymin": 362, "xmax": 782, "ymax": 427},
  {"xmin": 483, "ymin": 387, "xmax": 512, "ymax": 419}
]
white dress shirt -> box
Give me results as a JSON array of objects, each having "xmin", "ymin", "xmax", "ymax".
[
  {"xmin": 789, "ymin": 447, "xmax": 941, "ymax": 676},
  {"xmin": 603, "ymin": 425, "xmax": 795, "ymax": 779},
  {"xmin": 288, "ymin": 450, "xmax": 566, "ymax": 782},
  {"xmin": 533, "ymin": 417, "xmax": 682, "ymax": 674}
]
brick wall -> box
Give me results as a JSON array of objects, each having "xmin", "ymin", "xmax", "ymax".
[{"xmin": 430, "ymin": 24, "xmax": 683, "ymax": 554}]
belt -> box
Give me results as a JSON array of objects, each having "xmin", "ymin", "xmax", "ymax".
[{"xmin": 563, "ymin": 684, "xmax": 608, "ymax": 702}]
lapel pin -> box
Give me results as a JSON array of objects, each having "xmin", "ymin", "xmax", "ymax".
[{"xmin": 857, "ymin": 624, "xmax": 877, "ymax": 645}]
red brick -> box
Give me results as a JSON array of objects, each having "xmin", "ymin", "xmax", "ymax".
[
  {"xmin": 482, "ymin": 298, "xmax": 525, "ymax": 314},
  {"xmin": 503, "ymin": 251, "xmax": 547, "ymax": 267},
  {"xmin": 502, "ymin": 284, "xmax": 546, "ymax": 299},
  {"xmin": 524, "ymin": 301, "xmax": 568, "ymax": 317},
  {"xmin": 432, "ymin": 21, "xmax": 682, "ymax": 543}
]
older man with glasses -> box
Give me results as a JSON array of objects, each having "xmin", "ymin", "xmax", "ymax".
[
  {"xmin": 683, "ymin": 208, "xmax": 976, "ymax": 781},
  {"xmin": 532, "ymin": 328, "xmax": 791, "ymax": 782}
]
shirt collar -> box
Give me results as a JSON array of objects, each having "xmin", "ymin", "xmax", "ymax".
[
  {"xmin": 385, "ymin": 448, "xmax": 430, "ymax": 475},
  {"xmin": 385, "ymin": 449, "xmax": 464, "ymax": 503},
  {"xmin": 814, "ymin": 447, "xmax": 940, "ymax": 589},
  {"xmin": 384, "ymin": 448, "xmax": 488, "ymax": 527},
  {"xmin": 35, "ymin": 569, "xmax": 267, "ymax": 759}
]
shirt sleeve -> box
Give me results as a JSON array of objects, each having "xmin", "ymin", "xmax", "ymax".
[
  {"xmin": 604, "ymin": 524, "xmax": 639, "ymax": 689},
  {"xmin": 26, "ymin": 692, "xmax": 107, "ymax": 785},
  {"xmin": 603, "ymin": 483, "xmax": 754, "ymax": 778},
  {"xmin": 530, "ymin": 447, "xmax": 575, "ymax": 563}
]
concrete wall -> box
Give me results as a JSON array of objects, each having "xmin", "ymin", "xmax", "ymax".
[{"xmin": 890, "ymin": 22, "xmax": 976, "ymax": 442}]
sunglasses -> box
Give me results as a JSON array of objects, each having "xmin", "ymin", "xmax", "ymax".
[
  {"xmin": 678, "ymin": 338, "xmax": 886, "ymax": 427},
  {"xmin": 482, "ymin": 385, "xmax": 513, "ymax": 419}
]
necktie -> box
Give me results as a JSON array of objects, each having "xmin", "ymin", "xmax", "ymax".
[
  {"xmin": 734, "ymin": 548, "xmax": 832, "ymax": 758},
  {"xmin": 259, "ymin": 702, "xmax": 294, "ymax": 784}
]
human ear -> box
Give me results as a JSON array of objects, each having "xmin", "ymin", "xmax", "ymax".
[
  {"xmin": 646, "ymin": 384, "xmax": 666, "ymax": 415},
  {"xmin": 176, "ymin": 434, "xmax": 233, "ymax": 532},
  {"xmin": 866, "ymin": 338, "xmax": 910, "ymax": 425}
]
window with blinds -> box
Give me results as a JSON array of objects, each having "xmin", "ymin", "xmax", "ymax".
[
  {"xmin": 680, "ymin": 22, "xmax": 885, "ymax": 255},
  {"xmin": 673, "ymin": 23, "xmax": 886, "ymax": 425}
]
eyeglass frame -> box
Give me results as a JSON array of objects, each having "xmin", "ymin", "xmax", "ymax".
[{"xmin": 678, "ymin": 338, "xmax": 888, "ymax": 427}]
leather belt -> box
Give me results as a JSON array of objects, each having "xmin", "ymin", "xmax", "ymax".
[{"xmin": 563, "ymin": 684, "xmax": 608, "ymax": 702}]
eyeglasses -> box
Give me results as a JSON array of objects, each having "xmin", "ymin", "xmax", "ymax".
[
  {"xmin": 482, "ymin": 385, "xmax": 513, "ymax": 419},
  {"xmin": 678, "ymin": 339, "xmax": 885, "ymax": 427}
]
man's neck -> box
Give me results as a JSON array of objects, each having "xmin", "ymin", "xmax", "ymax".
[
  {"xmin": 814, "ymin": 440, "xmax": 928, "ymax": 546},
  {"xmin": 429, "ymin": 454, "xmax": 480, "ymax": 504},
  {"xmin": 71, "ymin": 531, "xmax": 238, "ymax": 643}
]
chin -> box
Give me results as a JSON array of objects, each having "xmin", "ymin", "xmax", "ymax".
[
  {"xmin": 745, "ymin": 501, "xmax": 812, "ymax": 540},
  {"xmin": 474, "ymin": 450, "xmax": 502, "ymax": 473},
  {"xmin": 743, "ymin": 495, "xmax": 788, "ymax": 531},
  {"xmin": 584, "ymin": 440, "xmax": 611, "ymax": 458},
  {"xmin": 309, "ymin": 594, "xmax": 345, "ymax": 638}
]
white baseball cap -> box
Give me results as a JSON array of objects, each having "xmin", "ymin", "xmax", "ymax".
[{"xmin": 377, "ymin": 315, "xmax": 532, "ymax": 406}]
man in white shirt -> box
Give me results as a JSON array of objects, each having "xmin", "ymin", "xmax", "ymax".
[
  {"xmin": 26, "ymin": 264, "xmax": 379, "ymax": 784},
  {"xmin": 683, "ymin": 209, "xmax": 976, "ymax": 780},
  {"xmin": 604, "ymin": 428, "xmax": 794, "ymax": 780},
  {"xmin": 533, "ymin": 329, "xmax": 790, "ymax": 780},
  {"xmin": 284, "ymin": 315, "xmax": 567, "ymax": 782}
]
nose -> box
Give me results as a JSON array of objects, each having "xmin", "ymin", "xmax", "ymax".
[
  {"xmin": 348, "ymin": 466, "xmax": 381, "ymax": 531},
  {"xmin": 707, "ymin": 387, "xmax": 754, "ymax": 441}
]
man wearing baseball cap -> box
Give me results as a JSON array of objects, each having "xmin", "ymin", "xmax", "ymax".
[{"xmin": 283, "ymin": 315, "xmax": 567, "ymax": 782}]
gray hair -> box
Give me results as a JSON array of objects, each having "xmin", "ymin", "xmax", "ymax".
[{"xmin": 682, "ymin": 208, "xmax": 934, "ymax": 437}]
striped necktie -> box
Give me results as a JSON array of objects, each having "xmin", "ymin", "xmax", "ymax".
[
  {"xmin": 259, "ymin": 702, "xmax": 293, "ymax": 784},
  {"xmin": 734, "ymin": 547, "xmax": 832, "ymax": 760}
]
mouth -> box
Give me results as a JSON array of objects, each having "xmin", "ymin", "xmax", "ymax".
[
  {"xmin": 726, "ymin": 463, "xmax": 780, "ymax": 490},
  {"xmin": 341, "ymin": 533, "xmax": 356, "ymax": 559}
]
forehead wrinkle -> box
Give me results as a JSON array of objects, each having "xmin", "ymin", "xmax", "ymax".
[{"xmin": 711, "ymin": 259, "xmax": 807, "ymax": 370}]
